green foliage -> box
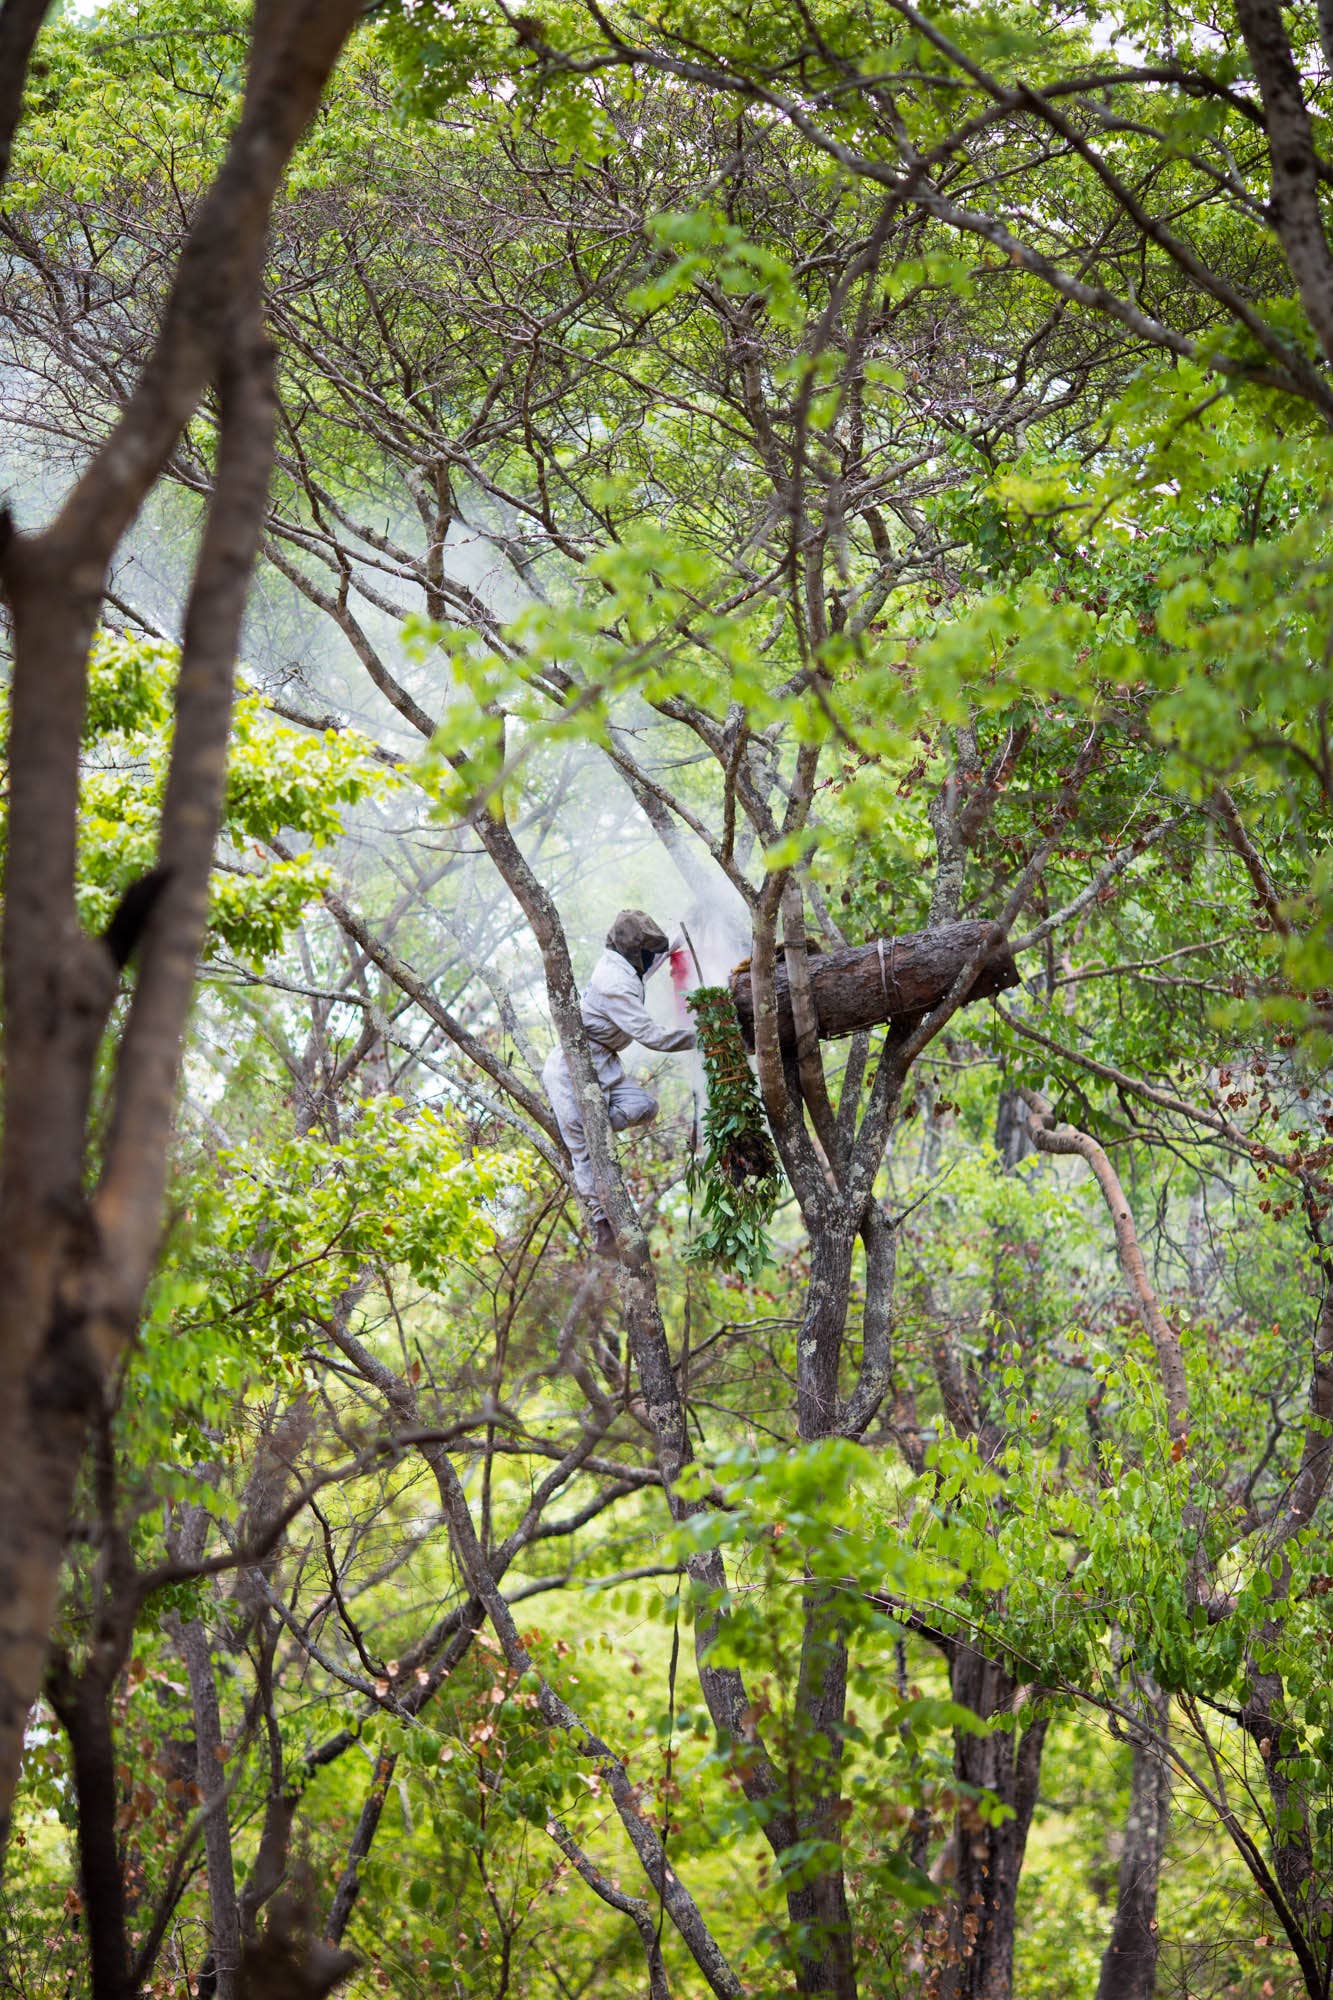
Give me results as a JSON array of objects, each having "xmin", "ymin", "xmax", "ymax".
[
  {"xmin": 685, "ymin": 985, "xmax": 785, "ymax": 1278},
  {"xmin": 14, "ymin": 0, "xmax": 1333, "ymax": 1991},
  {"xmin": 72, "ymin": 634, "xmax": 386, "ymax": 958}
]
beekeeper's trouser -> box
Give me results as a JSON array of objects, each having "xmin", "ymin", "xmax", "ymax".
[{"xmin": 543, "ymin": 1047, "xmax": 657, "ymax": 1225}]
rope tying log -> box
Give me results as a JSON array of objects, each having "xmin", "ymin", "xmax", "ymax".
[
  {"xmin": 876, "ymin": 935, "xmax": 904, "ymax": 1015},
  {"xmin": 730, "ymin": 920, "xmax": 1019, "ymax": 1051}
]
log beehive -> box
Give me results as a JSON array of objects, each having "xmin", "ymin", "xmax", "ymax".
[{"xmin": 728, "ymin": 920, "xmax": 1020, "ymax": 1051}]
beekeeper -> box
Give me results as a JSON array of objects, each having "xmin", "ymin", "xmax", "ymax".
[{"xmin": 543, "ymin": 910, "xmax": 697, "ymax": 1257}]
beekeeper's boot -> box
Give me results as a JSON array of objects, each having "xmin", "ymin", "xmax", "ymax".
[{"xmin": 593, "ymin": 1219, "xmax": 616, "ymax": 1259}]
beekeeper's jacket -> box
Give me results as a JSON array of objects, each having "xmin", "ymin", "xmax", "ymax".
[
  {"xmin": 580, "ymin": 949, "xmax": 695, "ymax": 1065},
  {"xmin": 542, "ymin": 948, "xmax": 696, "ymax": 1221}
]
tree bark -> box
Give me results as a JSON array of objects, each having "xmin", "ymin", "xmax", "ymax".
[
  {"xmin": 177, "ymin": 1613, "xmax": 243, "ymax": 2000},
  {"xmin": 936, "ymin": 1648, "xmax": 1048, "ymax": 2000},
  {"xmin": 46, "ymin": 1660, "xmax": 130, "ymax": 2000},
  {"xmin": 788, "ymin": 1599, "xmax": 857, "ymax": 2000},
  {"xmin": 0, "ymin": 0, "xmax": 53, "ymax": 194},
  {"xmin": 1232, "ymin": 0, "xmax": 1333, "ymax": 369},
  {"xmin": 1096, "ymin": 1679, "xmax": 1170, "ymax": 2000}
]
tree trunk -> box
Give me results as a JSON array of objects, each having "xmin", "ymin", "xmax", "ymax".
[
  {"xmin": 47, "ymin": 1665, "xmax": 129, "ymax": 2000},
  {"xmin": 935, "ymin": 1646, "xmax": 1048, "ymax": 2000},
  {"xmin": 0, "ymin": 1387, "xmax": 102, "ymax": 1853},
  {"xmin": 177, "ymin": 1615, "xmax": 243, "ymax": 2000},
  {"xmin": 787, "ymin": 1603, "xmax": 857, "ymax": 2000},
  {"xmin": 0, "ymin": 0, "xmax": 364, "ymax": 1842},
  {"xmin": 1096, "ymin": 1680, "xmax": 1170, "ymax": 2000},
  {"xmin": 1241, "ymin": 1655, "xmax": 1324, "ymax": 1953},
  {"xmin": 0, "ymin": 0, "xmax": 55, "ymax": 192},
  {"xmin": 729, "ymin": 922, "xmax": 1019, "ymax": 1051},
  {"xmin": 993, "ymin": 1089, "xmax": 1032, "ymax": 1169}
]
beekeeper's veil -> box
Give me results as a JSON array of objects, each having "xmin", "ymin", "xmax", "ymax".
[{"xmin": 606, "ymin": 909, "xmax": 671, "ymax": 980}]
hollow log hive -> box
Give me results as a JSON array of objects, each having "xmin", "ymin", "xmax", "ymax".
[{"xmin": 728, "ymin": 920, "xmax": 1020, "ymax": 1051}]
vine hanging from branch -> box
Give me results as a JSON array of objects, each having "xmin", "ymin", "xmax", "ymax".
[{"xmin": 685, "ymin": 985, "xmax": 785, "ymax": 1279}]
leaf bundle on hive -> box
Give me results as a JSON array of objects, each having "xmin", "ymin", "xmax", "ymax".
[{"xmin": 685, "ymin": 985, "xmax": 784, "ymax": 1277}]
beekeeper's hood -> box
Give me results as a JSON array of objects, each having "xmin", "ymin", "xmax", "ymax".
[{"xmin": 606, "ymin": 909, "xmax": 671, "ymax": 980}]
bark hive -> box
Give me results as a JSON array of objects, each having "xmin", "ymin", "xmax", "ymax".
[{"xmin": 728, "ymin": 920, "xmax": 1020, "ymax": 1051}]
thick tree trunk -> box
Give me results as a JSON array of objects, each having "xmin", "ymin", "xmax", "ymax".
[
  {"xmin": 1241, "ymin": 1657, "xmax": 1324, "ymax": 1952},
  {"xmin": 47, "ymin": 1666, "xmax": 129, "ymax": 2000},
  {"xmin": 797, "ymin": 1219, "xmax": 858, "ymax": 1438},
  {"xmin": 0, "ymin": 1392, "xmax": 101, "ymax": 1852},
  {"xmin": 0, "ymin": 0, "xmax": 55, "ymax": 192},
  {"xmin": 729, "ymin": 922, "xmax": 1019, "ymax": 1051},
  {"xmin": 1233, "ymin": 0, "xmax": 1333, "ymax": 372},
  {"xmin": 784, "ymin": 1200, "xmax": 860, "ymax": 1997},
  {"xmin": 935, "ymin": 1646, "xmax": 1048, "ymax": 2000},
  {"xmin": 1096, "ymin": 1680, "xmax": 1170, "ymax": 2000},
  {"xmin": 788, "ymin": 1607, "xmax": 857, "ymax": 2000}
]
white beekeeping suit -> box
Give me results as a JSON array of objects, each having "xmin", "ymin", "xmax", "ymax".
[{"xmin": 543, "ymin": 909, "xmax": 696, "ymax": 1255}]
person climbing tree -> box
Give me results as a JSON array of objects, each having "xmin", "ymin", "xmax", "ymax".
[{"xmin": 543, "ymin": 910, "xmax": 697, "ymax": 1256}]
